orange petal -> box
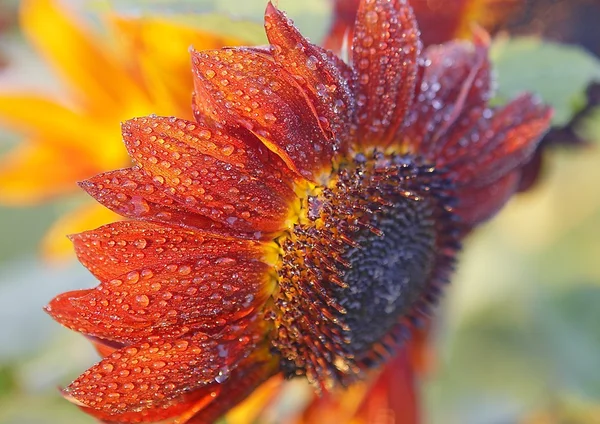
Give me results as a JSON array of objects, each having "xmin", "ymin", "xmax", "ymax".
[
  {"xmin": 122, "ymin": 116, "xmax": 296, "ymax": 233},
  {"xmin": 41, "ymin": 202, "xmax": 121, "ymax": 262},
  {"xmin": 264, "ymin": 2, "xmax": 354, "ymax": 152},
  {"xmin": 351, "ymin": 0, "xmax": 421, "ymax": 147},
  {"xmin": 403, "ymin": 37, "xmax": 492, "ymax": 159},
  {"xmin": 0, "ymin": 140, "xmax": 93, "ymax": 205},
  {"xmin": 63, "ymin": 322, "xmax": 266, "ymax": 421},
  {"xmin": 20, "ymin": 0, "xmax": 147, "ymax": 115},
  {"xmin": 47, "ymin": 222, "xmax": 272, "ymax": 343},
  {"xmin": 191, "ymin": 48, "xmax": 333, "ymax": 181}
]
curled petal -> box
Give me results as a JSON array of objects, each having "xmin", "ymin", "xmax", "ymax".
[
  {"xmin": 191, "ymin": 48, "xmax": 333, "ymax": 181},
  {"xmin": 63, "ymin": 322, "xmax": 266, "ymax": 420},
  {"xmin": 123, "ymin": 116, "xmax": 296, "ymax": 233},
  {"xmin": 352, "ymin": 0, "xmax": 421, "ymax": 146},
  {"xmin": 47, "ymin": 225, "xmax": 272, "ymax": 343},
  {"xmin": 264, "ymin": 2, "xmax": 354, "ymax": 151}
]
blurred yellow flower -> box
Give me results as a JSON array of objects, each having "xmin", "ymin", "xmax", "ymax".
[{"xmin": 0, "ymin": 0, "xmax": 249, "ymax": 260}]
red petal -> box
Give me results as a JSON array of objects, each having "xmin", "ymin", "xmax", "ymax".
[
  {"xmin": 70, "ymin": 220, "xmax": 264, "ymax": 281},
  {"xmin": 181, "ymin": 344, "xmax": 279, "ymax": 424},
  {"xmin": 264, "ymin": 2, "xmax": 354, "ymax": 152},
  {"xmin": 191, "ymin": 48, "xmax": 333, "ymax": 181},
  {"xmin": 64, "ymin": 322, "xmax": 266, "ymax": 421},
  {"xmin": 80, "ymin": 168, "xmax": 250, "ymax": 238},
  {"xmin": 454, "ymin": 170, "xmax": 521, "ymax": 226},
  {"xmin": 122, "ymin": 116, "xmax": 296, "ymax": 234},
  {"xmin": 403, "ymin": 36, "xmax": 492, "ymax": 160},
  {"xmin": 351, "ymin": 0, "xmax": 421, "ymax": 146},
  {"xmin": 47, "ymin": 224, "xmax": 272, "ymax": 344},
  {"xmin": 354, "ymin": 349, "xmax": 419, "ymax": 424},
  {"xmin": 451, "ymin": 94, "xmax": 552, "ymax": 186}
]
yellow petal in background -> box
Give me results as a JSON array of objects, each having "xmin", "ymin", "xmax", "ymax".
[
  {"xmin": 0, "ymin": 94, "xmax": 105, "ymax": 152},
  {"xmin": 41, "ymin": 202, "xmax": 122, "ymax": 262},
  {"xmin": 109, "ymin": 15, "xmax": 252, "ymax": 118},
  {"xmin": 0, "ymin": 141, "xmax": 96, "ymax": 205},
  {"xmin": 20, "ymin": 0, "xmax": 148, "ymax": 116}
]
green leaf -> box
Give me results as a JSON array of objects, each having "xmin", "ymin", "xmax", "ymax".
[{"xmin": 490, "ymin": 37, "xmax": 600, "ymax": 127}]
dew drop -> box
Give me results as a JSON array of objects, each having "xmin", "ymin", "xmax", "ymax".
[{"xmin": 135, "ymin": 294, "xmax": 150, "ymax": 307}]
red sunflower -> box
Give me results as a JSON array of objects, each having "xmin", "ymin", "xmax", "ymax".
[{"xmin": 46, "ymin": 0, "xmax": 552, "ymax": 423}]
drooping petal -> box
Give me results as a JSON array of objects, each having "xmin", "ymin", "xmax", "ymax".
[
  {"xmin": 63, "ymin": 321, "xmax": 267, "ymax": 420},
  {"xmin": 47, "ymin": 223, "xmax": 273, "ymax": 343},
  {"xmin": 122, "ymin": 116, "xmax": 296, "ymax": 233},
  {"xmin": 20, "ymin": 0, "xmax": 147, "ymax": 115},
  {"xmin": 402, "ymin": 35, "xmax": 492, "ymax": 159},
  {"xmin": 191, "ymin": 48, "xmax": 334, "ymax": 181},
  {"xmin": 449, "ymin": 94, "xmax": 552, "ymax": 225},
  {"xmin": 353, "ymin": 350, "xmax": 418, "ymax": 424},
  {"xmin": 264, "ymin": 2, "xmax": 354, "ymax": 152},
  {"xmin": 351, "ymin": 0, "xmax": 421, "ymax": 146}
]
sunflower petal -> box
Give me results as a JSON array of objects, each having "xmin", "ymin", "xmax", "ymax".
[
  {"xmin": 47, "ymin": 223, "xmax": 272, "ymax": 343},
  {"xmin": 122, "ymin": 116, "xmax": 295, "ymax": 233},
  {"xmin": 182, "ymin": 345, "xmax": 280, "ymax": 424},
  {"xmin": 63, "ymin": 322, "xmax": 265, "ymax": 419},
  {"xmin": 80, "ymin": 167, "xmax": 247, "ymax": 237},
  {"xmin": 191, "ymin": 48, "xmax": 333, "ymax": 181},
  {"xmin": 403, "ymin": 36, "xmax": 492, "ymax": 160},
  {"xmin": 70, "ymin": 220, "xmax": 263, "ymax": 282},
  {"xmin": 351, "ymin": 0, "xmax": 421, "ymax": 146},
  {"xmin": 264, "ymin": 2, "xmax": 354, "ymax": 151},
  {"xmin": 20, "ymin": 0, "xmax": 146, "ymax": 114}
]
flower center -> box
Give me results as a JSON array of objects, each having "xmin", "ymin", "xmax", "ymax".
[{"xmin": 270, "ymin": 151, "xmax": 455, "ymax": 389}]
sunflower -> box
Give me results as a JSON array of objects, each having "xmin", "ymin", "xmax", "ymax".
[
  {"xmin": 45, "ymin": 0, "xmax": 551, "ymax": 423},
  {"xmin": 0, "ymin": 0, "xmax": 248, "ymax": 259}
]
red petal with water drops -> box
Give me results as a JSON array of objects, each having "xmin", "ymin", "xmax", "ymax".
[
  {"xmin": 450, "ymin": 94, "xmax": 552, "ymax": 225},
  {"xmin": 191, "ymin": 48, "xmax": 333, "ymax": 181},
  {"xmin": 264, "ymin": 2, "xmax": 354, "ymax": 152},
  {"xmin": 351, "ymin": 0, "xmax": 421, "ymax": 147},
  {"xmin": 47, "ymin": 232, "xmax": 272, "ymax": 344},
  {"xmin": 80, "ymin": 167, "xmax": 254, "ymax": 238},
  {"xmin": 70, "ymin": 220, "xmax": 263, "ymax": 282},
  {"xmin": 182, "ymin": 343, "xmax": 279, "ymax": 424},
  {"xmin": 122, "ymin": 116, "xmax": 295, "ymax": 234},
  {"xmin": 63, "ymin": 321, "xmax": 265, "ymax": 422},
  {"xmin": 403, "ymin": 37, "xmax": 492, "ymax": 160}
]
